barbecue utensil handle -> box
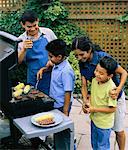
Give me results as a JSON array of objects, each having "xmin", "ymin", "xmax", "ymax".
[{"xmin": 35, "ymin": 80, "xmax": 39, "ymax": 90}]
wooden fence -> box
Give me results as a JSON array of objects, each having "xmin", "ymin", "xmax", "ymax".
[
  {"xmin": 60, "ymin": 0, "xmax": 128, "ymax": 70},
  {"xmin": 0, "ymin": 0, "xmax": 128, "ymax": 69},
  {"xmin": 0, "ymin": 0, "xmax": 26, "ymax": 11}
]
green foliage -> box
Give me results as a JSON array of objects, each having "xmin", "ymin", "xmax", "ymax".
[
  {"xmin": 53, "ymin": 24, "xmax": 85, "ymax": 46},
  {"xmin": 0, "ymin": 0, "xmax": 86, "ymax": 92},
  {"xmin": 0, "ymin": 10, "xmax": 24, "ymax": 36},
  {"xmin": 68, "ymin": 52, "xmax": 81, "ymax": 93},
  {"xmin": 124, "ymin": 79, "xmax": 128, "ymax": 96},
  {"xmin": 117, "ymin": 12, "xmax": 128, "ymax": 23},
  {"xmin": 43, "ymin": 1, "xmax": 68, "ymax": 22}
]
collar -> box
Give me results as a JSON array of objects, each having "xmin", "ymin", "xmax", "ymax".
[
  {"xmin": 53, "ymin": 59, "xmax": 67, "ymax": 71},
  {"xmin": 22, "ymin": 27, "xmax": 44, "ymax": 40},
  {"xmin": 89, "ymin": 51, "xmax": 99, "ymax": 66}
]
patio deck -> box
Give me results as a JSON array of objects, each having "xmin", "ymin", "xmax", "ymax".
[
  {"xmin": 0, "ymin": 99, "xmax": 128, "ymax": 150},
  {"xmin": 70, "ymin": 99, "xmax": 128, "ymax": 150}
]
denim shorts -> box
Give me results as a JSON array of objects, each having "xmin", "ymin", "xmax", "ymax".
[
  {"xmin": 112, "ymin": 92, "xmax": 126, "ymax": 132},
  {"xmin": 91, "ymin": 121, "xmax": 111, "ymax": 150}
]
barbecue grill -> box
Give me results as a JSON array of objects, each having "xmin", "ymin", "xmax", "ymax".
[
  {"xmin": 0, "ymin": 31, "xmax": 54, "ymax": 119},
  {"xmin": 0, "ymin": 31, "xmax": 54, "ymax": 148}
]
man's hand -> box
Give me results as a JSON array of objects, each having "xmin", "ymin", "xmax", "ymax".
[{"xmin": 23, "ymin": 40, "xmax": 33, "ymax": 49}]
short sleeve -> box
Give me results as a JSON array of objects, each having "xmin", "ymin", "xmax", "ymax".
[{"xmin": 61, "ymin": 69, "xmax": 75, "ymax": 92}]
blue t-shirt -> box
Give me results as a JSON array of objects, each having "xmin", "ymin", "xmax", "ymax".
[
  {"xmin": 79, "ymin": 50, "xmax": 123, "ymax": 98},
  {"xmin": 50, "ymin": 59, "xmax": 75, "ymax": 108}
]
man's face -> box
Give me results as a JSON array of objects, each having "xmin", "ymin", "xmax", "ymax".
[
  {"xmin": 21, "ymin": 21, "xmax": 39, "ymax": 36},
  {"xmin": 74, "ymin": 49, "xmax": 91, "ymax": 62}
]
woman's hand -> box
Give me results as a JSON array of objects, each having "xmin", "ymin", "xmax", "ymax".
[{"xmin": 109, "ymin": 87, "xmax": 121, "ymax": 99}]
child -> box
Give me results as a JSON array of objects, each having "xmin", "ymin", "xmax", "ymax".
[
  {"xmin": 83, "ymin": 56, "xmax": 117, "ymax": 150},
  {"xmin": 38, "ymin": 39, "xmax": 75, "ymax": 149},
  {"xmin": 38, "ymin": 39, "xmax": 75, "ymax": 115}
]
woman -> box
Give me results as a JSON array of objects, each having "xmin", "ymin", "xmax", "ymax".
[{"xmin": 72, "ymin": 36, "xmax": 127, "ymax": 150}]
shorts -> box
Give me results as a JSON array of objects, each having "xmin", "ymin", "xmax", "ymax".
[
  {"xmin": 112, "ymin": 92, "xmax": 126, "ymax": 132},
  {"xmin": 91, "ymin": 121, "xmax": 111, "ymax": 150}
]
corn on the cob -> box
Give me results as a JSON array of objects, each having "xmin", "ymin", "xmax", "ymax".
[
  {"xmin": 13, "ymin": 89, "xmax": 23, "ymax": 97},
  {"xmin": 14, "ymin": 83, "xmax": 25, "ymax": 91},
  {"xmin": 35, "ymin": 114, "xmax": 54, "ymax": 122},
  {"xmin": 24, "ymin": 85, "xmax": 31, "ymax": 94}
]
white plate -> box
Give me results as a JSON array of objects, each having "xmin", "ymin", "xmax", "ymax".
[{"xmin": 31, "ymin": 112, "xmax": 63, "ymax": 127}]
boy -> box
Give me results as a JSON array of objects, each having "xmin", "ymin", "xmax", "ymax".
[
  {"xmin": 38, "ymin": 39, "xmax": 75, "ymax": 115},
  {"xmin": 83, "ymin": 56, "xmax": 117, "ymax": 150},
  {"xmin": 38, "ymin": 39, "xmax": 75, "ymax": 149}
]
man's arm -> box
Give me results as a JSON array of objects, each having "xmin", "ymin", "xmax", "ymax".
[
  {"xmin": 63, "ymin": 91, "xmax": 72, "ymax": 116},
  {"xmin": 18, "ymin": 48, "xmax": 26, "ymax": 64}
]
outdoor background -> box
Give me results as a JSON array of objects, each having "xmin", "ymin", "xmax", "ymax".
[{"xmin": 0, "ymin": 0, "xmax": 128, "ymax": 95}]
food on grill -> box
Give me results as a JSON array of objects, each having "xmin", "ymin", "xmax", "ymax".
[
  {"xmin": 27, "ymin": 94, "xmax": 36, "ymax": 100},
  {"xmin": 30, "ymin": 89, "xmax": 39, "ymax": 94},
  {"xmin": 24, "ymin": 85, "xmax": 31, "ymax": 94},
  {"xmin": 35, "ymin": 113, "xmax": 55, "ymax": 125},
  {"xmin": 15, "ymin": 96, "xmax": 22, "ymax": 100},
  {"xmin": 12, "ymin": 83, "xmax": 48, "ymax": 102},
  {"xmin": 13, "ymin": 89, "xmax": 23, "ymax": 97},
  {"xmin": 36, "ymin": 92, "xmax": 45, "ymax": 98},
  {"xmin": 14, "ymin": 83, "xmax": 25, "ymax": 91}
]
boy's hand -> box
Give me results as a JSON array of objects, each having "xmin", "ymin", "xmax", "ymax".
[
  {"xmin": 46, "ymin": 60, "xmax": 54, "ymax": 68},
  {"xmin": 82, "ymin": 103, "xmax": 90, "ymax": 114},
  {"xmin": 37, "ymin": 67, "xmax": 46, "ymax": 80},
  {"xmin": 63, "ymin": 111, "xmax": 69, "ymax": 116}
]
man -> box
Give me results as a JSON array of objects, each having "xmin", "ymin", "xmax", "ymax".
[{"xmin": 18, "ymin": 10, "xmax": 57, "ymax": 95}]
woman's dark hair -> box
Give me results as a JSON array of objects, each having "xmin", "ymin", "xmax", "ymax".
[
  {"xmin": 20, "ymin": 10, "xmax": 38, "ymax": 25},
  {"xmin": 72, "ymin": 36, "xmax": 102, "ymax": 52},
  {"xmin": 99, "ymin": 56, "xmax": 117, "ymax": 75},
  {"xmin": 46, "ymin": 39, "xmax": 68, "ymax": 57}
]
